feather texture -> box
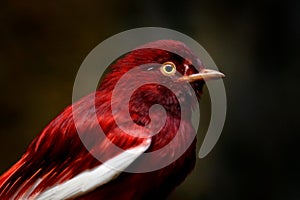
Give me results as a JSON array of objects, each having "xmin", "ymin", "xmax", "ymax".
[{"xmin": 0, "ymin": 40, "xmax": 213, "ymax": 199}]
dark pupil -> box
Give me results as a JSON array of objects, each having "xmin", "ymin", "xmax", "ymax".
[{"xmin": 165, "ymin": 65, "xmax": 173, "ymax": 72}]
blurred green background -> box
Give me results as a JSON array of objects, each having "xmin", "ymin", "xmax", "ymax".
[{"xmin": 0, "ymin": 0, "xmax": 299, "ymax": 199}]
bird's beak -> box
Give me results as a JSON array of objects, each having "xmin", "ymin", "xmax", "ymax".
[{"xmin": 178, "ymin": 69, "xmax": 225, "ymax": 82}]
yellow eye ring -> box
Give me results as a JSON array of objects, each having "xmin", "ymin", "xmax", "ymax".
[{"xmin": 160, "ymin": 62, "xmax": 176, "ymax": 76}]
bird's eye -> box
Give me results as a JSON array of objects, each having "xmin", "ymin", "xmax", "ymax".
[{"xmin": 160, "ymin": 62, "xmax": 176, "ymax": 76}]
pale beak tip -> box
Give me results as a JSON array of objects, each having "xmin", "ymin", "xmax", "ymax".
[
  {"xmin": 178, "ymin": 69, "xmax": 225, "ymax": 82},
  {"xmin": 218, "ymin": 71, "xmax": 226, "ymax": 78}
]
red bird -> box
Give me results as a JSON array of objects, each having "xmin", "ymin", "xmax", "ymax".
[{"xmin": 0, "ymin": 40, "xmax": 224, "ymax": 199}]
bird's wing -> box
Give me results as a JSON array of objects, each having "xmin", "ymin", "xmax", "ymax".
[
  {"xmin": 34, "ymin": 138, "xmax": 151, "ymax": 200},
  {"xmin": 0, "ymin": 125, "xmax": 150, "ymax": 200},
  {"xmin": 0, "ymin": 93, "xmax": 152, "ymax": 200}
]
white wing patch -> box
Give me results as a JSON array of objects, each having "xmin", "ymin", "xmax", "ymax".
[{"xmin": 34, "ymin": 139, "xmax": 151, "ymax": 200}]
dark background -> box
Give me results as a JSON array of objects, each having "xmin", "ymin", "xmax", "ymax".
[{"xmin": 0, "ymin": 0, "xmax": 299, "ymax": 199}]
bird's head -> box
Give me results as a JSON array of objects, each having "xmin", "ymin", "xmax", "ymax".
[{"xmin": 99, "ymin": 40, "xmax": 224, "ymax": 127}]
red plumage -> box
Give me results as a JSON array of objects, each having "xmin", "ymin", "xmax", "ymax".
[{"xmin": 0, "ymin": 40, "xmax": 224, "ymax": 199}]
